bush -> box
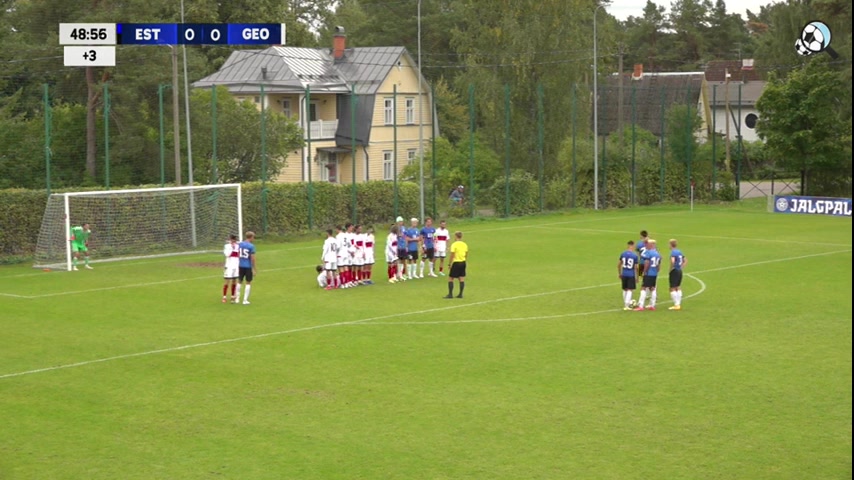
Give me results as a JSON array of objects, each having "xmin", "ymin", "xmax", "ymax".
[{"xmin": 487, "ymin": 170, "xmax": 540, "ymax": 217}]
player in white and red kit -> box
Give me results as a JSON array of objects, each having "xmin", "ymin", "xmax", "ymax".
[
  {"xmin": 335, "ymin": 225, "xmax": 348, "ymax": 288},
  {"xmin": 434, "ymin": 220, "xmax": 450, "ymax": 276},
  {"xmin": 321, "ymin": 229, "xmax": 339, "ymax": 290},
  {"xmin": 352, "ymin": 224, "xmax": 366, "ymax": 285},
  {"xmin": 222, "ymin": 234, "xmax": 240, "ymax": 302},
  {"xmin": 386, "ymin": 224, "xmax": 400, "ymax": 283},
  {"xmin": 363, "ymin": 226, "xmax": 376, "ymax": 285}
]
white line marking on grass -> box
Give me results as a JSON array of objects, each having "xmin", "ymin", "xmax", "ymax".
[
  {"xmin": 3, "ymin": 264, "xmax": 316, "ymax": 299},
  {"xmin": 0, "ymin": 251, "xmax": 838, "ymax": 380},
  {"xmin": 0, "ymin": 283, "xmax": 614, "ymax": 380},
  {"xmin": 531, "ymin": 225, "xmax": 852, "ymax": 248},
  {"xmin": 689, "ymin": 249, "xmax": 851, "ymax": 274},
  {"xmin": 362, "ymin": 274, "xmax": 708, "ymax": 326}
]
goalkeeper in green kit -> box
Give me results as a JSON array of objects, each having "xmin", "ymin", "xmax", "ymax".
[{"xmin": 69, "ymin": 223, "xmax": 93, "ymax": 270}]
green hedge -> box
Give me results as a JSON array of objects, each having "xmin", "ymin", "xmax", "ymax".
[{"xmin": 0, "ymin": 181, "xmax": 422, "ymax": 262}]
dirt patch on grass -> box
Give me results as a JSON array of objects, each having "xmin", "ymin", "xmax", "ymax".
[{"xmin": 179, "ymin": 262, "xmax": 221, "ymax": 268}]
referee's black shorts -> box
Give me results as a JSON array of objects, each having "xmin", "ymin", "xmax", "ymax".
[{"xmin": 449, "ymin": 261, "xmax": 466, "ymax": 278}]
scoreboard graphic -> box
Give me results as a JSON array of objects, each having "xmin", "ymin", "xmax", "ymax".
[{"xmin": 60, "ymin": 23, "xmax": 287, "ymax": 67}]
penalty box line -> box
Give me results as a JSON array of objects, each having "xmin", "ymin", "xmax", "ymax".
[{"xmin": 0, "ymin": 249, "xmax": 845, "ymax": 381}]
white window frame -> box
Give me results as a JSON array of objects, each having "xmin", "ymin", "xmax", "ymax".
[
  {"xmin": 407, "ymin": 148, "xmax": 417, "ymax": 164},
  {"xmin": 322, "ymin": 153, "xmax": 338, "ymax": 183},
  {"xmin": 382, "ymin": 151, "xmax": 394, "ymax": 180},
  {"xmin": 383, "ymin": 98, "xmax": 393, "ymax": 125},
  {"xmin": 405, "ymin": 98, "xmax": 415, "ymax": 125},
  {"xmin": 282, "ymin": 99, "xmax": 292, "ymax": 117}
]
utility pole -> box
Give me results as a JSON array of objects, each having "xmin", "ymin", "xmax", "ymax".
[
  {"xmin": 617, "ymin": 44, "xmax": 624, "ymax": 146},
  {"xmin": 172, "ymin": 45, "xmax": 181, "ymax": 185},
  {"xmin": 724, "ymin": 68, "xmax": 731, "ymax": 172}
]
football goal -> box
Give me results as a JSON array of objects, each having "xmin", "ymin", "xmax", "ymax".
[{"xmin": 33, "ymin": 184, "xmax": 242, "ymax": 271}]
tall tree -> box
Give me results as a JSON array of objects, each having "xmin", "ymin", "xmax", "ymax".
[
  {"xmin": 756, "ymin": 57, "xmax": 852, "ymax": 196},
  {"xmin": 705, "ymin": 0, "xmax": 753, "ymax": 60},
  {"xmin": 668, "ymin": 0, "xmax": 712, "ymax": 70},
  {"xmin": 623, "ymin": 0, "xmax": 670, "ymax": 71}
]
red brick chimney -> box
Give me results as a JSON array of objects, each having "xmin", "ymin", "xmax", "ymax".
[
  {"xmin": 632, "ymin": 64, "xmax": 643, "ymax": 80},
  {"xmin": 333, "ymin": 26, "xmax": 346, "ymax": 60}
]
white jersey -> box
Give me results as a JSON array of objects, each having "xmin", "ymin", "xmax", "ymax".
[
  {"xmin": 385, "ymin": 233, "xmax": 398, "ymax": 263},
  {"xmin": 223, "ymin": 242, "xmax": 240, "ymax": 278},
  {"xmin": 353, "ymin": 233, "xmax": 366, "ymax": 265},
  {"xmin": 322, "ymin": 237, "xmax": 339, "ymax": 263},
  {"xmin": 317, "ymin": 272, "xmax": 328, "ymax": 288},
  {"xmin": 435, "ymin": 228, "xmax": 450, "ymax": 252},
  {"xmin": 364, "ymin": 233, "xmax": 376, "ymax": 264}
]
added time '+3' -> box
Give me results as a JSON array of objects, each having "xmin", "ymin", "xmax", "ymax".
[{"xmin": 68, "ymin": 27, "xmax": 109, "ymax": 41}]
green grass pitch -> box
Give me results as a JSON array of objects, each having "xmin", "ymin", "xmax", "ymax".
[{"xmin": 0, "ymin": 200, "xmax": 851, "ymax": 480}]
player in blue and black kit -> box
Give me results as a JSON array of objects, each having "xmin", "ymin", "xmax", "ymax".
[
  {"xmin": 405, "ymin": 218, "xmax": 421, "ymax": 279},
  {"xmin": 618, "ymin": 240, "xmax": 640, "ymax": 310},
  {"xmin": 635, "ymin": 238, "xmax": 661, "ymax": 311},
  {"xmin": 668, "ymin": 239, "xmax": 688, "ymax": 311},
  {"xmin": 395, "ymin": 217, "xmax": 408, "ymax": 282},
  {"xmin": 636, "ymin": 230, "xmax": 649, "ymax": 278},
  {"xmin": 419, "ymin": 217, "xmax": 438, "ymax": 278},
  {"xmin": 236, "ymin": 231, "xmax": 257, "ymax": 305}
]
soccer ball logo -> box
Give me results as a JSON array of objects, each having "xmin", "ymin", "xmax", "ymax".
[
  {"xmin": 775, "ymin": 197, "xmax": 789, "ymax": 212},
  {"xmin": 795, "ymin": 21, "xmax": 832, "ymax": 56}
]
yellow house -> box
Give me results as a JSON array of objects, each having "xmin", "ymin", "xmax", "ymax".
[{"xmin": 193, "ymin": 28, "xmax": 434, "ymax": 184}]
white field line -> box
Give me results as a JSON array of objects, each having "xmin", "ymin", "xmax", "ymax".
[
  {"xmin": 362, "ymin": 274, "xmax": 707, "ymax": 326},
  {"xmin": 0, "ymin": 283, "xmax": 612, "ymax": 380},
  {"xmin": 0, "ymin": 264, "xmax": 316, "ymax": 299},
  {"xmin": 0, "ymin": 250, "xmax": 842, "ymax": 381},
  {"xmin": 531, "ymin": 225, "xmax": 853, "ymax": 248}
]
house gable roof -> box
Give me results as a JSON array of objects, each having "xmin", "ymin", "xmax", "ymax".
[{"xmin": 192, "ymin": 45, "xmax": 413, "ymax": 95}]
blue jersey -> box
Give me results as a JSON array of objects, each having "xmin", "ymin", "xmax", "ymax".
[
  {"xmin": 670, "ymin": 249, "xmax": 685, "ymax": 270},
  {"xmin": 238, "ymin": 241, "xmax": 256, "ymax": 268},
  {"xmin": 642, "ymin": 250, "xmax": 662, "ymax": 277},
  {"xmin": 421, "ymin": 227, "xmax": 436, "ymax": 249},
  {"xmin": 405, "ymin": 227, "xmax": 420, "ymax": 251},
  {"xmin": 619, "ymin": 250, "xmax": 639, "ymax": 277},
  {"xmin": 397, "ymin": 231, "xmax": 407, "ymax": 251},
  {"xmin": 636, "ymin": 239, "xmax": 648, "ymax": 257}
]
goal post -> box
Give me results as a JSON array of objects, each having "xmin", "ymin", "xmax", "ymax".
[{"xmin": 34, "ymin": 184, "xmax": 243, "ymax": 271}]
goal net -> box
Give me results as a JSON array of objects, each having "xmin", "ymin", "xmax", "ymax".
[{"xmin": 34, "ymin": 184, "xmax": 242, "ymax": 271}]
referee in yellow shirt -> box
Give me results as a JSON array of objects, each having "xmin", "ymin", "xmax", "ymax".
[{"xmin": 444, "ymin": 231, "xmax": 468, "ymax": 299}]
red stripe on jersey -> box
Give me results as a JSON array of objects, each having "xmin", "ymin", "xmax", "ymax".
[
  {"xmin": 230, "ymin": 251, "xmax": 239, "ymax": 257},
  {"xmin": 437, "ymin": 235, "xmax": 448, "ymax": 241},
  {"xmin": 392, "ymin": 241, "xmax": 398, "ymax": 247},
  {"xmin": 356, "ymin": 241, "xmax": 364, "ymax": 246},
  {"xmin": 366, "ymin": 242, "xmax": 373, "ymax": 247}
]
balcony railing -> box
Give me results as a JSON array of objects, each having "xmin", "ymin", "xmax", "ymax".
[{"xmin": 307, "ymin": 120, "xmax": 338, "ymax": 139}]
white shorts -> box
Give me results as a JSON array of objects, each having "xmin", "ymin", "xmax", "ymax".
[
  {"xmin": 353, "ymin": 253, "xmax": 365, "ymax": 267},
  {"xmin": 224, "ymin": 265, "xmax": 239, "ymax": 279},
  {"xmin": 324, "ymin": 260, "xmax": 337, "ymax": 271},
  {"xmin": 385, "ymin": 252, "xmax": 397, "ymax": 264},
  {"xmin": 435, "ymin": 246, "xmax": 447, "ymax": 258},
  {"xmin": 364, "ymin": 252, "xmax": 375, "ymax": 265},
  {"xmin": 338, "ymin": 256, "xmax": 350, "ymax": 267}
]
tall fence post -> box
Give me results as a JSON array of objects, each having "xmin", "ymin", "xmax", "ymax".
[
  {"xmin": 103, "ymin": 82, "xmax": 110, "ymax": 189},
  {"xmin": 158, "ymin": 84, "xmax": 168, "ymax": 186},
  {"xmin": 261, "ymin": 83, "xmax": 268, "ymax": 234},
  {"xmin": 685, "ymin": 87, "xmax": 693, "ymax": 199},
  {"xmin": 659, "ymin": 86, "xmax": 666, "ymax": 202},
  {"xmin": 631, "ymin": 82, "xmax": 637, "ymax": 206},
  {"xmin": 306, "ymin": 85, "xmax": 313, "ymax": 230},
  {"xmin": 431, "ymin": 82, "xmax": 437, "ymax": 217},
  {"xmin": 711, "ymin": 84, "xmax": 717, "ymax": 200},
  {"xmin": 571, "ymin": 84, "xmax": 577, "ymax": 208},
  {"xmin": 351, "ymin": 82, "xmax": 357, "ymax": 224},
  {"xmin": 43, "ymin": 84, "xmax": 52, "ymax": 195},
  {"xmin": 537, "ymin": 83, "xmax": 545, "ymax": 211},
  {"xmin": 736, "ymin": 83, "xmax": 743, "ymax": 193},
  {"xmin": 211, "ymin": 85, "xmax": 218, "ymax": 183},
  {"xmin": 393, "ymin": 84, "xmax": 399, "ymax": 219},
  {"xmin": 468, "ymin": 83, "xmax": 475, "ymax": 218},
  {"xmin": 503, "ymin": 84, "xmax": 511, "ymax": 217}
]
